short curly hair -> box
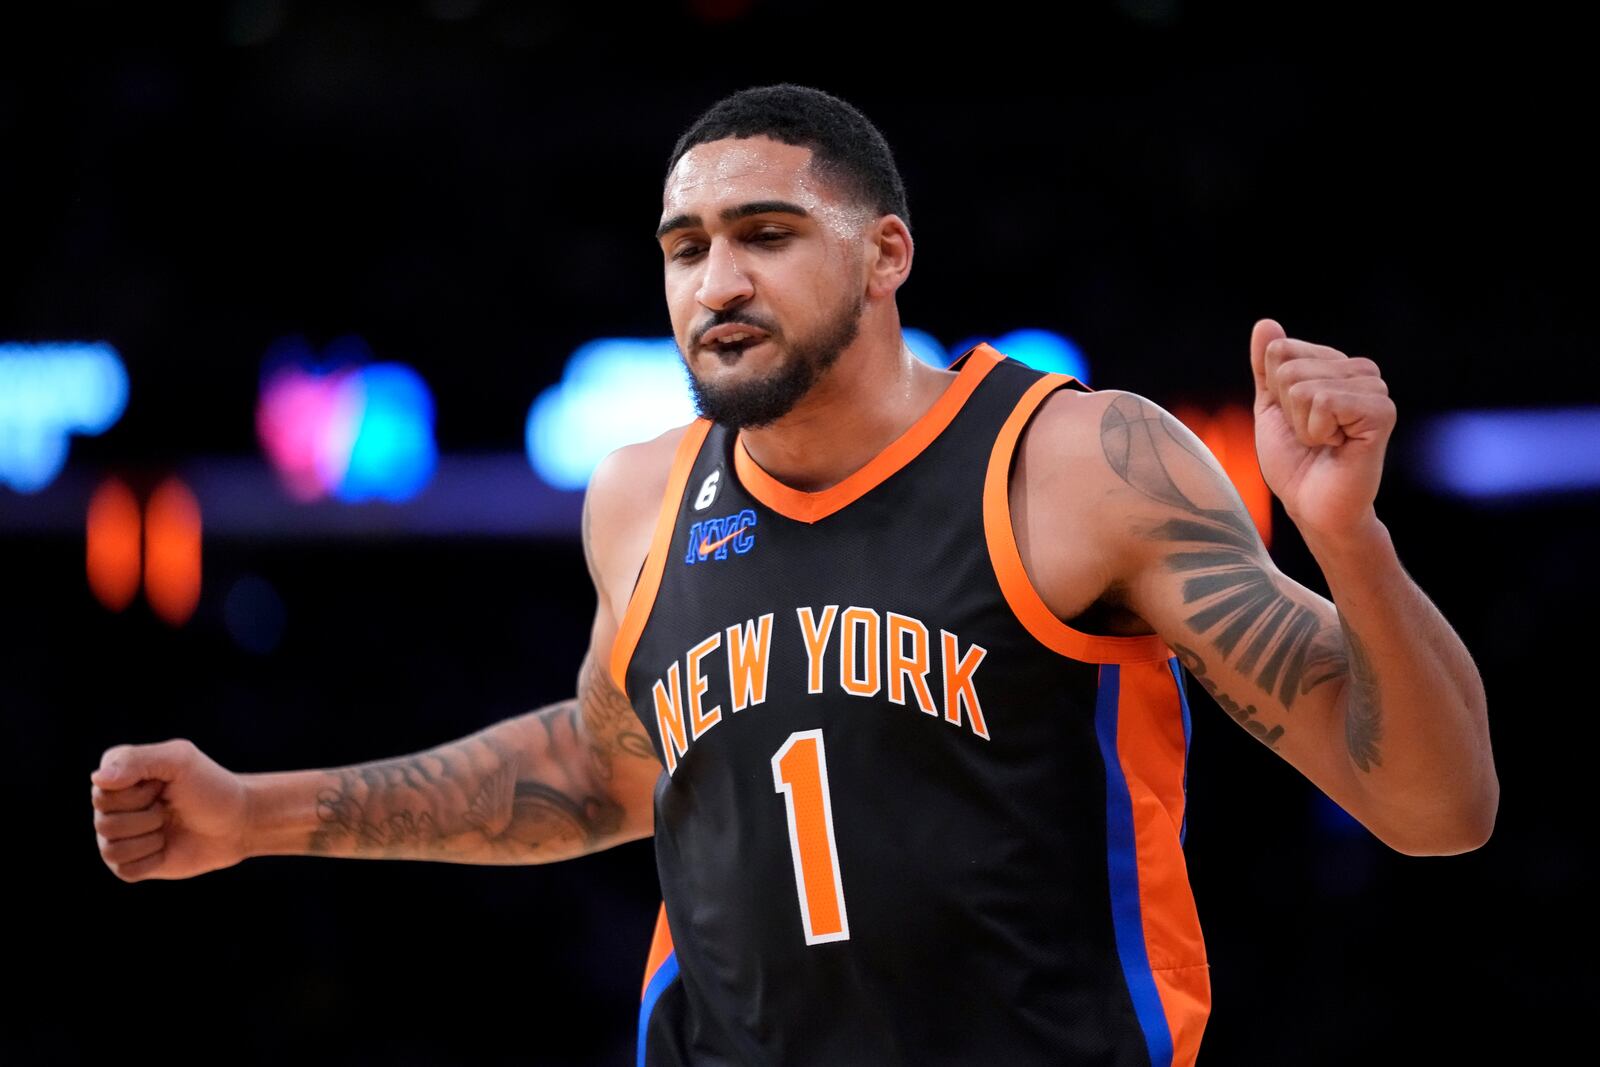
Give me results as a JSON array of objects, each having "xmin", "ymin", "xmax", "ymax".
[{"xmin": 664, "ymin": 83, "xmax": 910, "ymax": 231}]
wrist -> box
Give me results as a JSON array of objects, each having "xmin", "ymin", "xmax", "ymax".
[
  {"xmin": 239, "ymin": 769, "xmax": 325, "ymax": 858},
  {"xmin": 1293, "ymin": 507, "xmax": 1391, "ymax": 562}
]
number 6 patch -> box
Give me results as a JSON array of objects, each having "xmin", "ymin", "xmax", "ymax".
[{"xmin": 693, "ymin": 469, "xmax": 721, "ymax": 511}]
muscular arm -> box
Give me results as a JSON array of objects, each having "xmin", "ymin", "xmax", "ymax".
[
  {"xmin": 1022, "ymin": 389, "xmax": 1495, "ymax": 856},
  {"xmin": 242, "ymin": 446, "xmax": 669, "ymax": 864},
  {"xmin": 244, "ymin": 653, "xmax": 649, "ymax": 864}
]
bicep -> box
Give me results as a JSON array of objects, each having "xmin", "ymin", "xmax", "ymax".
[
  {"xmin": 574, "ymin": 457, "xmax": 665, "ymax": 838},
  {"xmin": 1095, "ymin": 392, "xmax": 1367, "ymax": 812}
]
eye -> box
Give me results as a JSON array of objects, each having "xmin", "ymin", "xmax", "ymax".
[
  {"xmin": 669, "ymin": 231, "xmax": 789, "ymax": 262},
  {"xmin": 747, "ymin": 230, "xmax": 796, "ymax": 252}
]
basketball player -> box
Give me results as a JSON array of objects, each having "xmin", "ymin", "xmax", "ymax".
[{"xmin": 90, "ymin": 85, "xmax": 1497, "ymax": 1065}]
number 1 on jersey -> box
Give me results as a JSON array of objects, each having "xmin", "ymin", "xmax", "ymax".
[{"xmin": 772, "ymin": 730, "xmax": 850, "ymax": 945}]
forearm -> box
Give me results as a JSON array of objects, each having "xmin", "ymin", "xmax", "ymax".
[
  {"xmin": 241, "ymin": 700, "xmax": 630, "ymax": 864},
  {"xmin": 1302, "ymin": 513, "xmax": 1498, "ymax": 854}
]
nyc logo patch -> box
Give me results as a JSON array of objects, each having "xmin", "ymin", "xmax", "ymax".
[{"xmin": 685, "ymin": 508, "xmax": 757, "ymax": 564}]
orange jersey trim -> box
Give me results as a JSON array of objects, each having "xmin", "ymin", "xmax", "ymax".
[
  {"xmin": 984, "ymin": 374, "xmax": 1173, "ymax": 664},
  {"xmin": 640, "ymin": 902, "xmax": 675, "ymax": 1000},
  {"xmin": 732, "ymin": 343, "xmax": 1004, "ymax": 524},
  {"xmin": 1113, "ymin": 659, "xmax": 1210, "ymax": 1062},
  {"xmin": 609, "ymin": 419, "xmax": 715, "ymax": 697}
]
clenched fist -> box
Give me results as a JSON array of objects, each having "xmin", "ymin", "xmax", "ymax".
[
  {"xmin": 90, "ymin": 739, "xmax": 252, "ymax": 882},
  {"xmin": 1249, "ymin": 318, "xmax": 1397, "ymax": 540}
]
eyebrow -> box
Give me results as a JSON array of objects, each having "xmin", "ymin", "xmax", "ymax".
[{"xmin": 655, "ymin": 200, "xmax": 812, "ymax": 241}]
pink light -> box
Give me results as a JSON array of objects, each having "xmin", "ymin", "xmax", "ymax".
[{"xmin": 255, "ymin": 365, "xmax": 366, "ymax": 500}]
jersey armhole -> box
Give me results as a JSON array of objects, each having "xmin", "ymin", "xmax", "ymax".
[
  {"xmin": 608, "ymin": 419, "xmax": 715, "ymax": 697},
  {"xmin": 982, "ymin": 375, "xmax": 1175, "ymax": 665}
]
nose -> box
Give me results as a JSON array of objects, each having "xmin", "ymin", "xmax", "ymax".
[{"xmin": 695, "ymin": 236, "xmax": 754, "ymax": 313}]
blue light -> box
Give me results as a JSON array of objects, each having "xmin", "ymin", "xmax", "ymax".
[
  {"xmin": 223, "ymin": 574, "xmax": 287, "ymax": 655},
  {"xmin": 947, "ymin": 330, "xmax": 1090, "ymax": 382},
  {"xmin": 256, "ymin": 336, "xmax": 439, "ymax": 504},
  {"xmin": 1415, "ymin": 407, "xmax": 1600, "ymax": 498},
  {"xmin": 991, "ymin": 329, "xmax": 1090, "ymax": 382},
  {"xmin": 902, "ymin": 329, "xmax": 948, "ymax": 368},
  {"xmin": 0, "ymin": 341, "xmax": 128, "ymax": 493},
  {"xmin": 1311, "ymin": 790, "xmax": 1365, "ymax": 839},
  {"xmin": 526, "ymin": 338, "xmax": 697, "ymax": 490},
  {"xmin": 334, "ymin": 364, "xmax": 439, "ymax": 503}
]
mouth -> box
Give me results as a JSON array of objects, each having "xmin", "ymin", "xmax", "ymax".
[
  {"xmin": 700, "ymin": 323, "xmax": 771, "ymax": 354},
  {"xmin": 703, "ymin": 336, "xmax": 770, "ymax": 359}
]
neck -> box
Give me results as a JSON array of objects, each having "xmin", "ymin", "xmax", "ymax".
[{"xmin": 736, "ymin": 335, "xmax": 957, "ymax": 493}]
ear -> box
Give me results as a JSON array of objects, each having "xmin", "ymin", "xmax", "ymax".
[{"xmin": 864, "ymin": 214, "xmax": 913, "ymax": 298}]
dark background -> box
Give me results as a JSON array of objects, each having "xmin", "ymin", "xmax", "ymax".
[{"xmin": 4, "ymin": 2, "xmax": 1593, "ymax": 1063}]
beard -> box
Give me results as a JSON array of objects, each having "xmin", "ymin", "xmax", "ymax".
[{"xmin": 681, "ymin": 288, "xmax": 864, "ymax": 430}]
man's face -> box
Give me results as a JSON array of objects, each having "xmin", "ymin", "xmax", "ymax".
[{"xmin": 657, "ymin": 136, "xmax": 872, "ymax": 429}]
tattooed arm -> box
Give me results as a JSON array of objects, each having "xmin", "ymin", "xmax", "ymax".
[
  {"xmin": 242, "ymin": 647, "xmax": 654, "ymax": 865},
  {"xmin": 240, "ymin": 443, "xmax": 671, "ymax": 864},
  {"xmin": 87, "ymin": 432, "xmax": 682, "ymax": 880},
  {"xmin": 1017, "ymin": 385, "xmax": 1495, "ymax": 857}
]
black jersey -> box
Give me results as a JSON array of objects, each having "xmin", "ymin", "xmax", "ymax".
[{"xmin": 612, "ymin": 343, "xmax": 1209, "ymax": 1066}]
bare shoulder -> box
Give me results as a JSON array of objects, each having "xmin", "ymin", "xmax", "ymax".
[
  {"xmin": 584, "ymin": 422, "xmax": 697, "ymax": 620},
  {"xmin": 1013, "ymin": 386, "xmax": 1116, "ymax": 468},
  {"xmin": 1009, "ymin": 386, "xmax": 1198, "ymax": 634},
  {"xmin": 1016, "ymin": 385, "xmax": 1189, "ymax": 463},
  {"xmin": 1015, "ymin": 385, "xmax": 1223, "ymax": 539}
]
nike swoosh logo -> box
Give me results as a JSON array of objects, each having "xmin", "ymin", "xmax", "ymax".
[{"xmin": 698, "ymin": 528, "xmax": 743, "ymax": 557}]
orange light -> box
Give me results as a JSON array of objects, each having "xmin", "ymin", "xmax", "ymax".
[
  {"xmin": 1173, "ymin": 403, "xmax": 1273, "ymax": 550},
  {"xmin": 86, "ymin": 477, "xmax": 141, "ymax": 612},
  {"xmin": 144, "ymin": 476, "xmax": 202, "ymax": 626}
]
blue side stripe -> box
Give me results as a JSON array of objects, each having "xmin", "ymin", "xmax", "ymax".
[
  {"xmin": 636, "ymin": 950, "xmax": 680, "ymax": 1067},
  {"xmin": 1167, "ymin": 655, "xmax": 1193, "ymax": 848},
  {"xmin": 1096, "ymin": 665, "xmax": 1175, "ymax": 1067}
]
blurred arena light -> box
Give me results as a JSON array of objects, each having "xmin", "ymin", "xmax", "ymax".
[
  {"xmin": 952, "ymin": 329, "xmax": 1091, "ymax": 382},
  {"xmin": 1312, "ymin": 790, "xmax": 1366, "ymax": 840},
  {"xmin": 145, "ymin": 476, "xmax": 202, "ymax": 627},
  {"xmin": 0, "ymin": 341, "xmax": 128, "ymax": 493},
  {"xmin": 1413, "ymin": 407, "xmax": 1600, "ymax": 499},
  {"xmin": 255, "ymin": 336, "xmax": 438, "ymax": 503},
  {"xmin": 224, "ymin": 573, "xmax": 287, "ymax": 655},
  {"xmin": 526, "ymin": 329, "xmax": 966, "ymax": 489},
  {"xmin": 903, "ymin": 328, "xmax": 948, "ymax": 367},
  {"xmin": 332, "ymin": 364, "xmax": 439, "ymax": 503},
  {"xmin": 525, "ymin": 338, "xmax": 697, "ymax": 490},
  {"xmin": 86, "ymin": 477, "xmax": 141, "ymax": 612}
]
